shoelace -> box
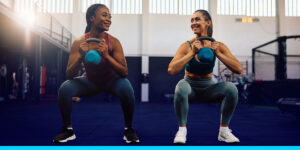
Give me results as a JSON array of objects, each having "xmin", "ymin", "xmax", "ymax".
[
  {"xmin": 176, "ymin": 130, "xmax": 186, "ymax": 137},
  {"xmin": 223, "ymin": 129, "xmax": 235, "ymax": 138}
]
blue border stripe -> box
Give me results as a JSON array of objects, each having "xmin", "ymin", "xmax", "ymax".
[{"xmin": 0, "ymin": 146, "xmax": 300, "ymax": 150}]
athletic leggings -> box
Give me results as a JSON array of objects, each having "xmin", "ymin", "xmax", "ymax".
[
  {"xmin": 58, "ymin": 74, "xmax": 135, "ymax": 128},
  {"xmin": 174, "ymin": 76, "xmax": 238, "ymax": 126}
]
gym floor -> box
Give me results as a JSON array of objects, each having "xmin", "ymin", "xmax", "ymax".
[{"xmin": 0, "ymin": 99, "xmax": 299, "ymax": 146}]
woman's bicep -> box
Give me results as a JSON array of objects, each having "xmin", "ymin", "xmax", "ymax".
[
  {"xmin": 170, "ymin": 43, "xmax": 188, "ymax": 64},
  {"xmin": 67, "ymin": 41, "xmax": 81, "ymax": 67},
  {"xmin": 112, "ymin": 39, "xmax": 127, "ymax": 66},
  {"xmin": 219, "ymin": 42, "xmax": 237, "ymax": 59}
]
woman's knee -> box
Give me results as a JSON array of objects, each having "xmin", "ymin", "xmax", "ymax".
[
  {"xmin": 220, "ymin": 82, "xmax": 238, "ymax": 101},
  {"xmin": 115, "ymin": 78, "xmax": 135, "ymax": 99},
  {"xmin": 174, "ymin": 80, "xmax": 191, "ymax": 100},
  {"xmin": 58, "ymin": 80, "xmax": 76, "ymax": 99}
]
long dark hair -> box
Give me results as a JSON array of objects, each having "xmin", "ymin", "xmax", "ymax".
[
  {"xmin": 194, "ymin": 9, "xmax": 213, "ymax": 37},
  {"xmin": 85, "ymin": 4, "xmax": 107, "ymax": 33}
]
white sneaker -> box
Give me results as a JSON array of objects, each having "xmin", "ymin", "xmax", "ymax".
[
  {"xmin": 218, "ymin": 127, "xmax": 240, "ymax": 143},
  {"xmin": 173, "ymin": 127, "xmax": 187, "ymax": 144}
]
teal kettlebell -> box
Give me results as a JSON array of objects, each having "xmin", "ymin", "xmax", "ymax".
[
  {"xmin": 85, "ymin": 50, "xmax": 101, "ymax": 64},
  {"xmin": 198, "ymin": 47, "xmax": 215, "ymax": 63},
  {"xmin": 84, "ymin": 38, "xmax": 102, "ymax": 65},
  {"xmin": 197, "ymin": 36, "xmax": 216, "ymax": 63}
]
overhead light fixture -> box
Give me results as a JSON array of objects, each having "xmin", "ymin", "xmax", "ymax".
[{"xmin": 236, "ymin": 17, "xmax": 259, "ymax": 23}]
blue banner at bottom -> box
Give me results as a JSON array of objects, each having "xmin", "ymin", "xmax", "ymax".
[{"xmin": 0, "ymin": 146, "xmax": 300, "ymax": 150}]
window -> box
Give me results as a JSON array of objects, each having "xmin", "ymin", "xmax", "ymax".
[
  {"xmin": 150, "ymin": 0, "xmax": 209, "ymax": 15},
  {"xmin": 217, "ymin": 0, "xmax": 246, "ymax": 15},
  {"xmin": 246, "ymin": 0, "xmax": 275, "ymax": 16},
  {"xmin": 217, "ymin": 0, "xmax": 275, "ymax": 16},
  {"xmin": 286, "ymin": 0, "xmax": 300, "ymax": 16},
  {"xmin": 179, "ymin": 0, "xmax": 209, "ymax": 15},
  {"xmin": 14, "ymin": 0, "xmax": 73, "ymax": 13},
  {"xmin": 149, "ymin": 0, "xmax": 178, "ymax": 14},
  {"xmin": 81, "ymin": 0, "xmax": 110, "ymax": 13},
  {"xmin": 82, "ymin": 0, "xmax": 142, "ymax": 14},
  {"xmin": 0, "ymin": 0, "xmax": 12, "ymax": 8},
  {"xmin": 112, "ymin": 0, "xmax": 142, "ymax": 14},
  {"xmin": 41, "ymin": 0, "xmax": 73, "ymax": 13},
  {"xmin": 14, "ymin": 0, "xmax": 36, "ymax": 13}
]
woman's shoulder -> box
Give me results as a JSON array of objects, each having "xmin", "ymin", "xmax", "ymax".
[
  {"xmin": 70, "ymin": 35, "xmax": 85, "ymax": 49},
  {"xmin": 216, "ymin": 41, "xmax": 226, "ymax": 47},
  {"xmin": 73, "ymin": 35, "xmax": 86, "ymax": 45},
  {"xmin": 179, "ymin": 41, "xmax": 189, "ymax": 48},
  {"xmin": 189, "ymin": 38, "xmax": 197, "ymax": 43},
  {"xmin": 179, "ymin": 38, "xmax": 196, "ymax": 49},
  {"xmin": 218, "ymin": 41, "xmax": 225, "ymax": 45},
  {"xmin": 106, "ymin": 33, "xmax": 119, "ymax": 43},
  {"xmin": 176, "ymin": 42, "xmax": 190, "ymax": 54}
]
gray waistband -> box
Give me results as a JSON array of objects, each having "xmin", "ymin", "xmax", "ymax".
[
  {"xmin": 184, "ymin": 75, "xmax": 212, "ymax": 81},
  {"xmin": 184, "ymin": 75, "xmax": 215, "ymax": 88}
]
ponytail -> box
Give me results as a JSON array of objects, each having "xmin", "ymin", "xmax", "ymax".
[{"xmin": 85, "ymin": 24, "xmax": 91, "ymax": 33}]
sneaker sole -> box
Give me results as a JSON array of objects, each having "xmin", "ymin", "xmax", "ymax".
[
  {"xmin": 173, "ymin": 141, "xmax": 186, "ymax": 145},
  {"xmin": 218, "ymin": 136, "xmax": 240, "ymax": 144},
  {"xmin": 123, "ymin": 136, "xmax": 140, "ymax": 143},
  {"xmin": 53, "ymin": 135, "xmax": 76, "ymax": 143}
]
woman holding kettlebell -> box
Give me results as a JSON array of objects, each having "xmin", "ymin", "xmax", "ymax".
[
  {"xmin": 53, "ymin": 4, "xmax": 139, "ymax": 144},
  {"xmin": 168, "ymin": 9, "xmax": 242, "ymax": 144}
]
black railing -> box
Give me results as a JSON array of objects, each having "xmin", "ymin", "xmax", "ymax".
[
  {"xmin": 34, "ymin": 2, "xmax": 75, "ymax": 49},
  {"xmin": 252, "ymin": 35, "xmax": 300, "ymax": 80}
]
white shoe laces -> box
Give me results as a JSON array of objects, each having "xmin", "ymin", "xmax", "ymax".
[
  {"xmin": 221, "ymin": 128, "xmax": 239, "ymax": 142},
  {"xmin": 175, "ymin": 127, "xmax": 187, "ymax": 139},
  {"xmin": 223, "ymin": 129, "xmax": 233, "ymax": 137},
  {"xmin": 176, "ymin": 129, "xmax": 186, "ymax": 137}
]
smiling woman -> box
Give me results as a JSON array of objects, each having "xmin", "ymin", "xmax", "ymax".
[
  {"xmin": 84, "ymin": 4, "xmax": 111, "ymax": 34},
  {"xmin": 168, "ymin": 9, "xmax": 242, "ymax": 144},
  {"xmin": 52, "ymin": 4, "xmax": 140, "ymax": 144}
]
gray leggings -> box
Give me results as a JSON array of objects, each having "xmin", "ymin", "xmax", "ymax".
[
  {"xmin": 58, "ymin": 74, "xmax": 135, "ymax": 128},
  {"xmin": 174, "ymin": 76, "xmax": 238, "ymax": 126}
]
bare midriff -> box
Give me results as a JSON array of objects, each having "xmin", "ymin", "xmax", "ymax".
[{"xmin": 185, "ymin": 70, "xmax": 213, "ymax": 79}]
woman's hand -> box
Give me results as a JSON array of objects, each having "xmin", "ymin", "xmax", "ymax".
[
  {"xmin": 192, "ymin": 40, "xmax": 203, "ymax": 54},
  {"xmin": 210, "ymin": 42, "xmax": 220, "ymax": 55},
  {"xmin": 79, "ymin": 42, "xmax": 89, "ymax": 57},
  {"xmin": 192, "ymin": 40, "xmax": 214, "ymax": 54},
  {"xmin": 202, "ymin": 40, "xmax": 212, "ymax": 48},
  {"xmin": 98, "ymin": 39, "xmax": 109, "ymax": 58}
]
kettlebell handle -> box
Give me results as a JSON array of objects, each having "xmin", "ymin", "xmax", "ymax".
[
  {"xmin": 86, "ymin": 38, "xmax": 102, "ymax": 43},
  {"xmin": 197, "ymin": 37, "xmax": 216, "ymax": 42}
]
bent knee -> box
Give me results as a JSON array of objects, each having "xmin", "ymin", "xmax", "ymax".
[
  {"xmin": 115, "ymin": 79, "xmax": 135, "ymax": 98},
  {"xmin": 175, "ymin": 80, "xmax": 191, "ymax": 100},
  {"xmin": 58, "ymin": 80, "xmax": 76, "ymax": 98},
  {"xmin": 221, "ymin": 82, "xmax": 238, "ymax": 98}
]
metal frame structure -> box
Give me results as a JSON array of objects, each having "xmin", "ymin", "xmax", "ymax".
[{"xmin": 252, "ymin": 35, "xmax": 300, "ymax": 80}]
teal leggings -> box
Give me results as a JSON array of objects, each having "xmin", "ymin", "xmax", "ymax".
[
  {"xmin": 58, "ymin": 74, "xmax": 135, "ymax": 128},
  {"xmin": 174, "ymin": 76, "xmax": 238, "ymax": 126}
]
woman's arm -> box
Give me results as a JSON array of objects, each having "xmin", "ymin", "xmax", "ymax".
[
  {"xmin": 100, "ymin": 37, "xmax": 128, "ymax": 77},
  {"xmin": 66, "ymin": 39, "xmax": 85, "ymax": 80},
  {"xmin": 213, "ymin": 42, "xmax": 243, "ymax": 74},
  {"xmin": 168, "ymin": 40, "xmax": 202, "ymax": 75}
]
